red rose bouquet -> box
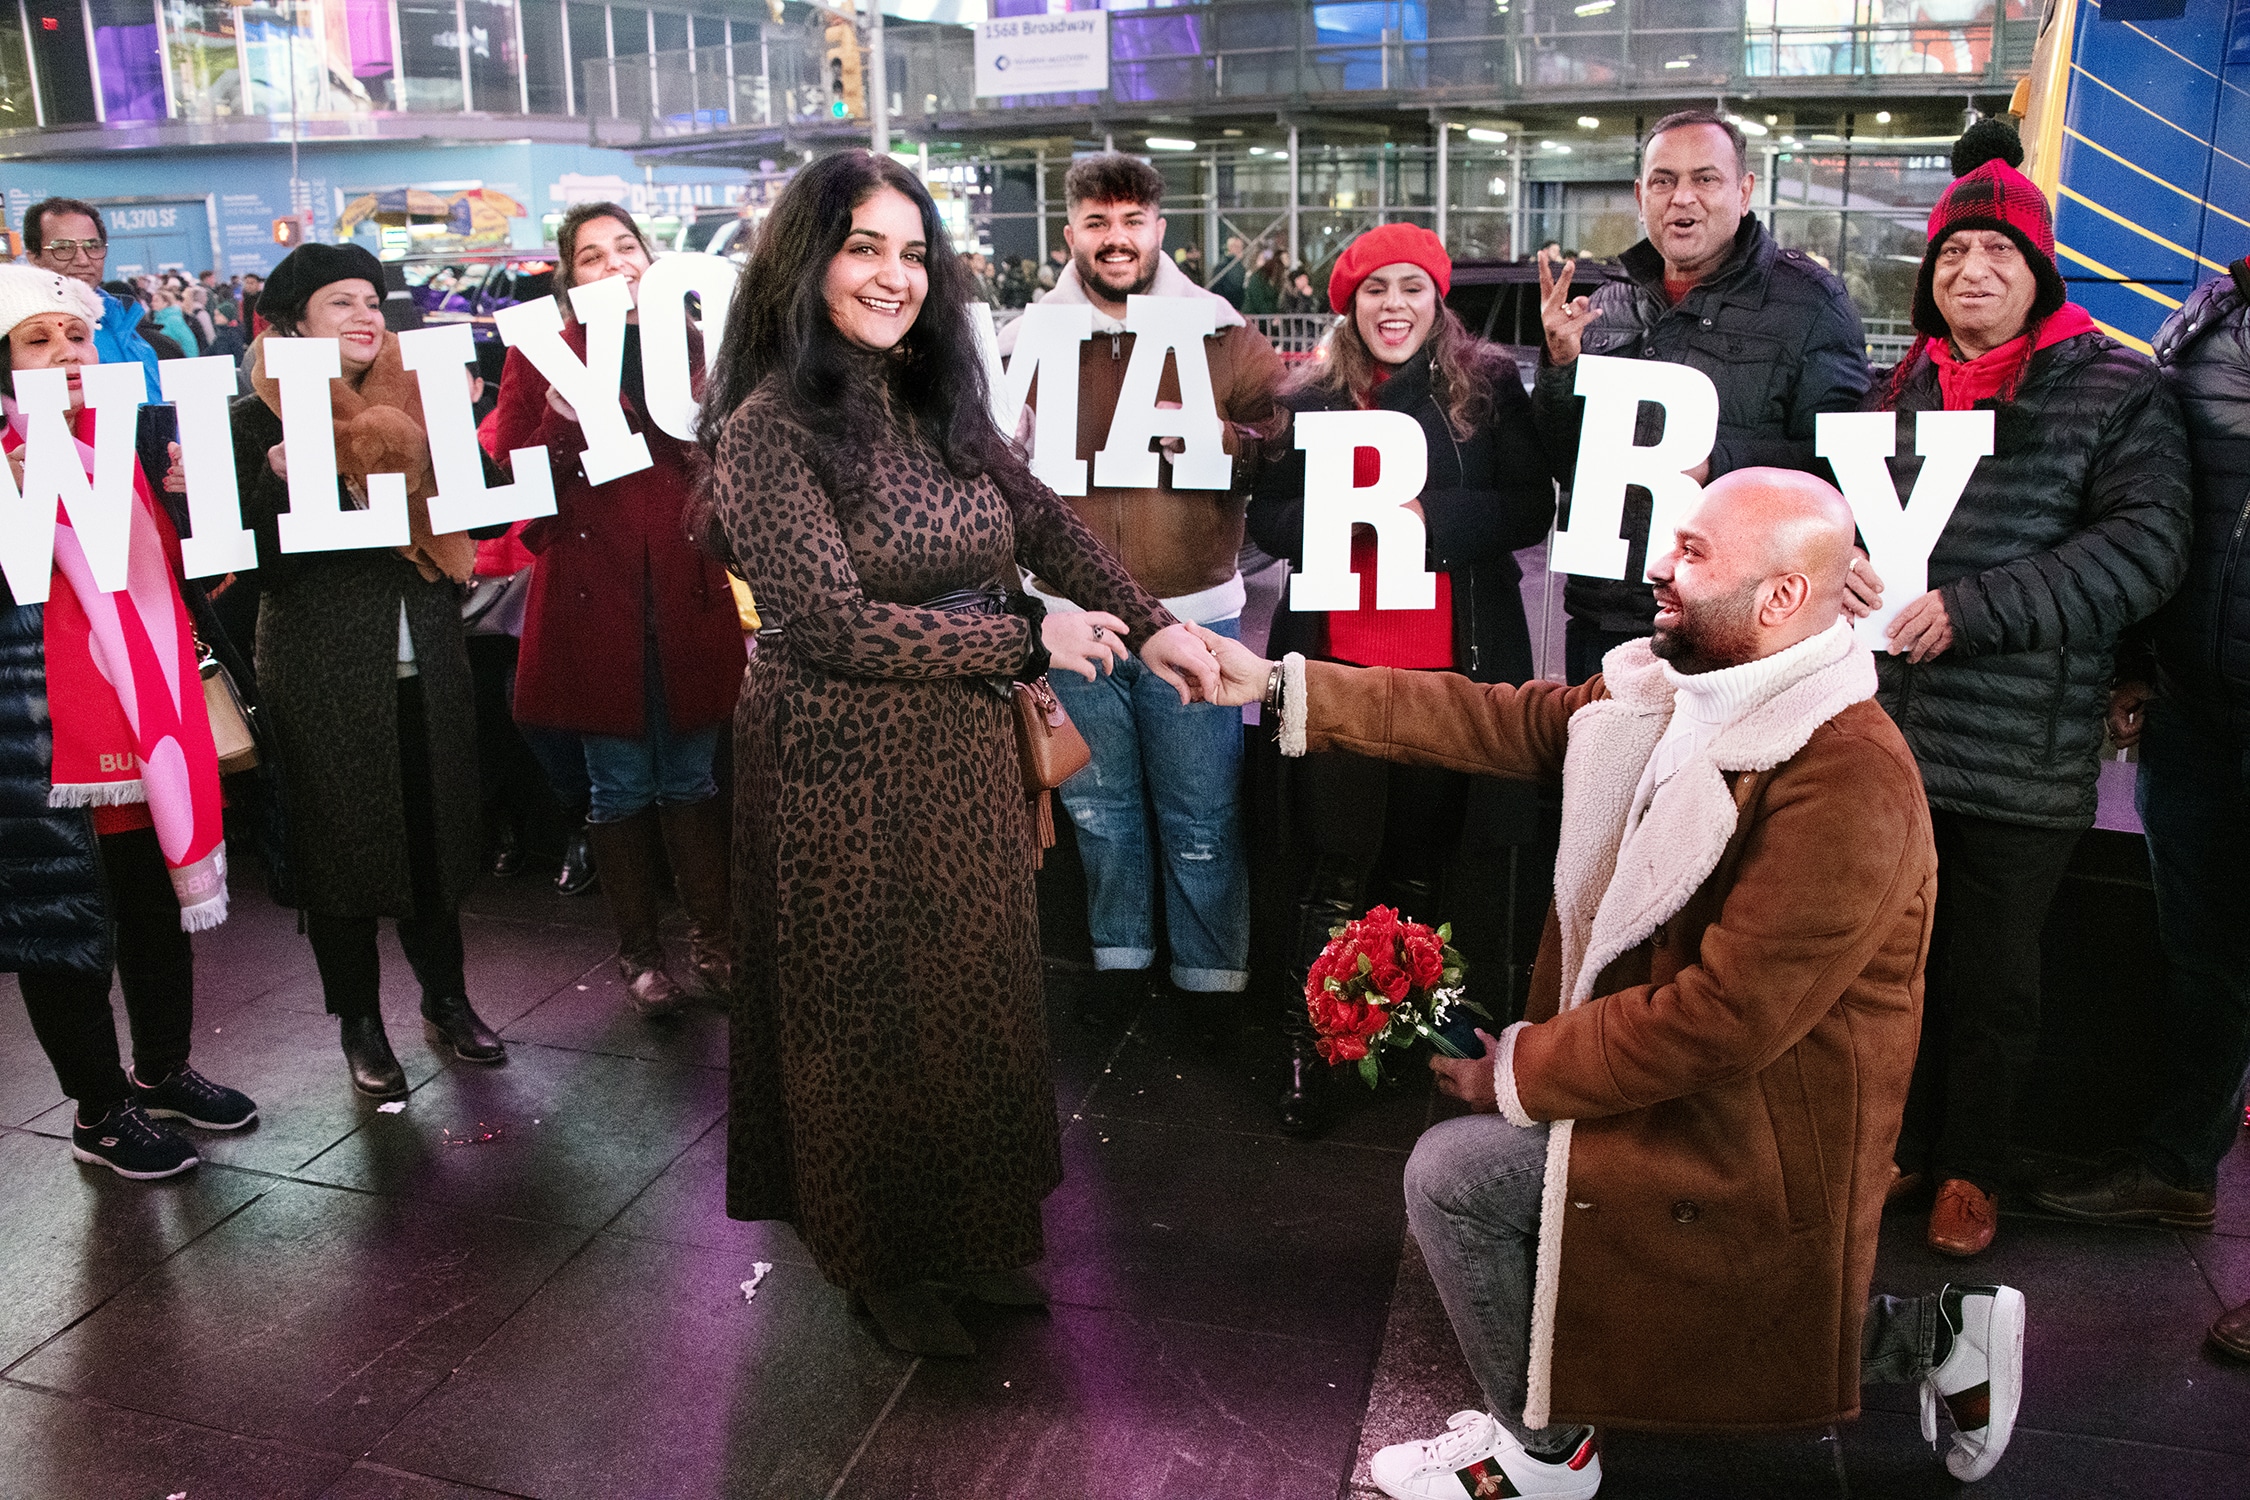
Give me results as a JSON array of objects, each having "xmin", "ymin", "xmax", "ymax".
[{"xmin": 1305, "ymin": 906, "xmax": 1483, "ymax": 1087}]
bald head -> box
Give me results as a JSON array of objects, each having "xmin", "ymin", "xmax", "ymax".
[{"xmin": 1647, "ymin": 467, "xmax": 1859, "ymax": 673}]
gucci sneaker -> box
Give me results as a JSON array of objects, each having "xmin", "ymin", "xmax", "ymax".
[
  {"xmin": 71, "ymin": 1104, "xmax": 200, "ymax": 1180},
  {"xmin": 130, "ymin": 1065, "xmax": 259, "ymax": 1130},
  {"xmin": 1921, "ymin": 1283, "xmax": 2025, "ymax": 1482},
  {"xmin": 1370, "ymin": 1410, "xmax": 1601, "ymax": 1500}
]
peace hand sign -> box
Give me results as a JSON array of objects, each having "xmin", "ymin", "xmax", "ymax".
[{"xmin": 1538, "ymin": 251, "xmax": 1599, "ymax": 367}]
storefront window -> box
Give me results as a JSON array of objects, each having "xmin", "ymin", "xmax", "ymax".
[
  {"xmin": 523, "ymin": 0, "xmax": 569, "ymax": 111},
  {"xmin": 26, "ymin": 0, "xmax": 98, "ymax": 125},
  {"xmin": 318, "ymin": 0, "xmax": 398, "ymax": 107},
  {"xmin": 89, "ymin": 0, "xmax": 166, "ymax": 120},
  {"xmin": 568, "ymin": 1, "xmax": 608, "ymax": 111},
  {"xmin": 0, "ymin": 6, "xmax": 33, "ymax": 126},
  {"xmin": 397, "ymin": 0, "xmax": 467, "ymax": 110},
  {"xmin": 163, "ymin": 0, "xmax": 245, "ymax": 117},
  {"xmin": 465, "ymin": 0, "xmax": 523, "ymax": 111}
]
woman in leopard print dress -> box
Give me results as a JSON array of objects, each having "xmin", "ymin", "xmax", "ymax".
[{"xmin": 698, "ymin": 152, "xmax": 1222, "ymax": 1357}]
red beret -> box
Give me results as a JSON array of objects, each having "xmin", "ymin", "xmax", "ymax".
[{"xmin": 1327, "ymin": 223, "xmax": 1453, "ymax": 314}]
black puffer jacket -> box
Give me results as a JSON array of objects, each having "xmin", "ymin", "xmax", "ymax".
[
  {"xmin": 2147, "ymin": 261, "xmax": 2250, "ymax": 735},
  {"xmin": 1249, "ymin": 344, "xmax": 1556, "ymax": 684},
  {"xmin": 1873, "ymin": 331, "xmax": 2193, "ymax": 828},
  {"xmin": 0, "ymin": 594, "xmax": 109, "ymax": 975},
  {"xmin": 1532, "ymin": 214, "xmax": 1871, "ymax": 633}
]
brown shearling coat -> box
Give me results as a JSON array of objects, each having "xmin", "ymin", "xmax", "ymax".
[{"xmin": 1300, "ymin": 636, "xmax": 1934, "ymax": 1433}]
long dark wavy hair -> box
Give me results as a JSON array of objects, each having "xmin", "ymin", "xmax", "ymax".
[
  {"xmin": 1297, "ymin": 300, "xmax": 1501, "ymax": 438},
  {"xmin": 695, "ymin": 151, "xmax": 1007, "ymax": 493}
]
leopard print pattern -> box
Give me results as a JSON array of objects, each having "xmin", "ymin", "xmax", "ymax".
[{"xmin": 713, "ymin": 377, "xmax": 1169, "ymax": 1292}]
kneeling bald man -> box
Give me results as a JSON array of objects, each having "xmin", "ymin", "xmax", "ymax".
[{"xmin": 1202, "ymin": 470, "xmax": 2024, "ymax": 1498}]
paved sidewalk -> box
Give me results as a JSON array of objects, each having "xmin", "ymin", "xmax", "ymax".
[{"xmin": 2, "ymin": 844, "xmax": 2244, "ymax": 1498}]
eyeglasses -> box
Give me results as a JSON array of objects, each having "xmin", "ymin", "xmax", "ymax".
[{"xmin": 38, "ymin": 239, "xmax": 106, "ymax": 261}]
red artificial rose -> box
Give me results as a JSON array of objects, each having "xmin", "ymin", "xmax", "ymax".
[{"xmin": 1403, "ymin": 926, "xmax": 1445, "ymax": 990}]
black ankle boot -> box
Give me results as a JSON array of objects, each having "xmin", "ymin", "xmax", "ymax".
[
  {"xmin": 340, "ymin": 1015, "xmax": 408, "ymax": 1099},
  {"xmin": 422, "ymin": 994, "xmax": 506, "ymax": 1064},
  {"xmin": 555, "ymin": 822, "xmax": 598, "ymax": 896},
  {"xmin": 1278, "ymin": 1028, "xmax": 1328, "ymax": 1138}
]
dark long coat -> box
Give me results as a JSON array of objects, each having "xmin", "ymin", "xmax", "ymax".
[
  {"xmin": 487, "ymin": 329, "xmax": 744, "ymax": 738},
  {"xmin": 708, "ymin": 374, "xmax": 1168, "ymax": 1294},
  {"xmin": 233, "ymin": 396, "xmax": 482, "ymax": 918}
]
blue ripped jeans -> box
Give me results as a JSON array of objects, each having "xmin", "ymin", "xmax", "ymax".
[{"xmin": 1047, "ymin": 614, "xmax": 1249, "ymax": 993}]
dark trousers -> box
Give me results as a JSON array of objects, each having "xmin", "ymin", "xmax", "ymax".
[
  {"xmin": 1896, "ymin": 808, "xmax": 2083, "ymax": 1196},
  {"xmin": 17, "ymin": 827, "xmax": 195, "ymax": 1116},
  {"xmin": 306, "ymin": 678, "xmax": 468, "ymax": 1020},
  {"xmin": 1564, "ymin": 619, "xmax": 1645, "ymax": 687},
  {"xmin": 1286, "ymin": 746, "xmax": 1468, "ymax": 1019},
  {"xmin": 2135, "ymin": 696, "xmax": 2250, "ymax": 1190}
]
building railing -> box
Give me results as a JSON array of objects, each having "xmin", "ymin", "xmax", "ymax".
[{"xmin": 598, "ymin": 2, "xmax": 2030, "ymax": 139}]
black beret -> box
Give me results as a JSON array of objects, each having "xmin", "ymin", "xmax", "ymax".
[{"xmin": 259, "ymin": 242, "xmax": 386, "ymax": 328}]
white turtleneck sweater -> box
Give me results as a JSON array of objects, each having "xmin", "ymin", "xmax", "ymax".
[{"xmin": 1622, "ymin": 619, "xmax": 1854, "ymax": 841}]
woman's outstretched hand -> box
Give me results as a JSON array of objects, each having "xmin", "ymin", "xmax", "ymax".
[
  {"xmin": 1043, "ymin": 610, "xmax": 1132, "ymax": 681},
  {"xmin": 1188, "ymin": 626, "xmax": 1276, "ymax": 708},
  {"xmin": 1139, "ymin": 622, "xmax": 1222, "ymax": 705}
]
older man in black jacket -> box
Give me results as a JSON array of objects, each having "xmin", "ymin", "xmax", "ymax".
[
  {"xmin": 1534, "ymin": 108, "xmax": 1871, "ymax": 682},
  {"xmin": 2032, "ymin": 259, "xmax": 2250, "ymax": 1361},
  {"xmin": 1868, "ymin": 124, "xmax": 2193, "ymax": 1258}
]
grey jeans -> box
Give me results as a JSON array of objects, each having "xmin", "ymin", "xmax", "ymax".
[{"xmin": 1404, "ymin": 1113, "xmax": 1942, "ymax": 1443}]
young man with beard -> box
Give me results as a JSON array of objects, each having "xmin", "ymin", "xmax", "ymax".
[
  {"xmin": 999, "ymin": 154, "xmax": 1287, "ymax": 1023},
  {"xmin": 1195, "ymin": 469, "xmax": 2025, "ymax": 1498},
  {"xmin": 1534, "ymin": 110, "xmax": 1871, "ymax": 684}
]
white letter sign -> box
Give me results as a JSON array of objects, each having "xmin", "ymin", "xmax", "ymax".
[
  {"xmin": 0, "ymin": 364, "xmax": 146, "ymax": 603},
  {"xmin": 265, "ymin": 337, "xmax": 411, "ymax": 554},
  {"xmin": 1549, "ymin": 354, "xmax": 1717, "ymax": 582},
  {"xmin": 1092, "ymin": 296, "xmax": 1232, "ymax": 492},
  {"xmin": 162, "ymin": 356, "xmax": 256, "ymax": 579},
  {"xmin": 399, "ymin": 323, "xmax": 557, "ymax": 534},
  {"xmin": 1818, "ymin": 408, "xmax": 1993, "ymax": 649},
  {"xmin": 978, "ymin": 301, "xmax": 1092, "ymax": 496},
  {"xmin": 493, "ymin": 275, "xmax": 652, "ymax": 486},
  {"xmin": 638, "ymin": 251, "xmax": 738, "ymax": 441},
  {"xmin": 1288, "ymin": 408, "xmax": 1433, "ymax": 612}
]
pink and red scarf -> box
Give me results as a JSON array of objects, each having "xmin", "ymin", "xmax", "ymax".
[{"xmin": 3, "ymin": 401, "xmax": 228, "ymax": 931}]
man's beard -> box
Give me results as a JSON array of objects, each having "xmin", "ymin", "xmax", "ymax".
[
  {"xmin": 1649, "ymin": 578, "xmax": 1763, "ymax": 675},
  {"xmin": 1075, "ymin": 244, "xmax": 1158, "ymax": 302}
]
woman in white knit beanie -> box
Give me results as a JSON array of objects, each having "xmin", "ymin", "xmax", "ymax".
[{"xmin": 0, "ymin": 260, "xmax": 259, "ymax": 1182}]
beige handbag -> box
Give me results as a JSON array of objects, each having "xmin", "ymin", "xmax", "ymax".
[{"xmin": 200, "ymin": 653, "xmax": 259, "ymax": 775}]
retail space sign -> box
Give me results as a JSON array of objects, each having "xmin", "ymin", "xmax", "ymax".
[{"xmin": 973, "ymin": 10, "xmax": 1107, "ymax": 96}]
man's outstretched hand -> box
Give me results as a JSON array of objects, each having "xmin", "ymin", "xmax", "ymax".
[{"xmin": 1187, "ymin": 625, "xmax": 1275, "ymax": 707}]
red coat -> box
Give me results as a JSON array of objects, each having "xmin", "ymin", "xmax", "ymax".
[{"xmin": 487, "ymin": 331, "xmax": 743, "ymax": 737}]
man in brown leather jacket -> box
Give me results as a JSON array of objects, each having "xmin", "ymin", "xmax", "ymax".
[{"xmin": 1001, "ymin": 153, "xmax": 1286, "ymax": 1020}]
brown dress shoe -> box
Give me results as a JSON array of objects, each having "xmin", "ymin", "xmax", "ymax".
[
  {"xmin": 2212, "ymin": 1301, "xmax": 2250, "ymax": 1362},
  {"xmin": 2026, "ymin": 1156, "xmax": 2217, "ymax": 1229},
  {"xmin": 1928, "ymin": 1178, "xmax": 1998, "ymax": 1257}
]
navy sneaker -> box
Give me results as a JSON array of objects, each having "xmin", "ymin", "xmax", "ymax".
[
  {"xmin": 131, "ymin": 1065, "xmax": 259, "ymax": 1130},
  {"xmin": 71, "ymin": 1104, "xmax": 200, "ymax": 1180}
]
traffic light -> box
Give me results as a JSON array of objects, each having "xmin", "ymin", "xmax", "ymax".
[
  {"xmin": 272, "ymin": 216, "xmax": 302, "ymax": 247},
  {"xmin": 824, "ymin": 14, "xmax": 864, "ymax": 120}
]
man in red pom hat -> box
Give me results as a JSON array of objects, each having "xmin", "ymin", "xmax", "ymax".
[
  {"xmin": 1865, "ymin": 118, "xmax": 2193, "ymax": 1260},
  {"xmin": 1531, "ymin": 110, "xmax": 1873, "ymax": 686}
]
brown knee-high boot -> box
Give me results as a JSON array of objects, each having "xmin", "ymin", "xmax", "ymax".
[
  {"xmin": 658, "ymin": 795, "xmax": 732, "ymax": 999},
  {"xmin": 584, "ymin": 810, "xmax": 687, "ymax": 1017}
]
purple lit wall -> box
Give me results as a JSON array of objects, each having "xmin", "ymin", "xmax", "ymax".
[
  {"xmin": 94, "ymin": 21, "xmax": 167, "ymax": 120},
  {"xmin": 346, "ymin": 0, "xmax": 395, "ymax": 75}
]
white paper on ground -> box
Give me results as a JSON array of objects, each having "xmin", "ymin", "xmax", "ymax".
[
  {"xmin": 376, "ymin": 1101, "xmax": 406, "ymax": 1114},
  {"xmin": 740, "ymin": 1261, "xmax": 775, "ymax": 1303}
]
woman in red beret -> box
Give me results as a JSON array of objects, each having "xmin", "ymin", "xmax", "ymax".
[{"xmin": 1248, "ymin": 223, "xmax": 1558, "ymax": 1135}]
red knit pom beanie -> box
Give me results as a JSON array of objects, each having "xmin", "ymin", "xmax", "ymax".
[{"xmin": 1328, "ymin": 223, "xmax": 1453, "ymax": 314}]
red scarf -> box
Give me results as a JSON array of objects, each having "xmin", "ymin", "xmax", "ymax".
[
  {"xmin": 4, "ymin": 402, "xmax": 227, "ymax": 931},
  {"xmin": 1327, "ymin": 365, "xmax": 1455, "ymax": 670},
  {"xmin": 1927, "ymin": 303, "xmax": 2100, "ymax": 410}
]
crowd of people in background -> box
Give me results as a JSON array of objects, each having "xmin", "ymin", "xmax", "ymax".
[{"xmin": 1, "ymin": 102, "xmax": 2246, "ymax": 1499}]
